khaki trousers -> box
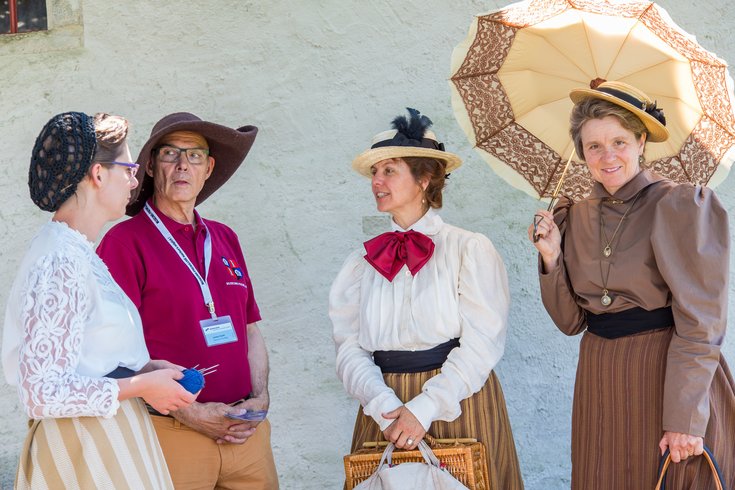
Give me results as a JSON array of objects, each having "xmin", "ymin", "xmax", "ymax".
[{"xmin": 151, "ymin": 415, "xmax": 278, "ymax": 490}]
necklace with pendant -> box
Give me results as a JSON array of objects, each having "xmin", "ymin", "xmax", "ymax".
[{"xmin": 598, "ymin": 192, "xmax": 642, "ymax": 306}]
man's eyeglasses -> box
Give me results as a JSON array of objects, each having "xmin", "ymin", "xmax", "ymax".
[
  {"xmin": 98, "ymin": 161, "xmax": 140, "ymax": 180},
  {"xmin": 155, "ymin": 145, "xmax": 210, "ymax": 164}
]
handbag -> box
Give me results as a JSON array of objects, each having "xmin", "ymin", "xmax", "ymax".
[
  {"xmin": 344, "ymin": 435, "xmax": 488, "ymax": 489},
  {"xmin": 353, "ymin": 440, "xmax": 469, "ymax": 490},
  {"xmin": 654, "ymin": 445, "xmax": 726, "ymax": 490}
]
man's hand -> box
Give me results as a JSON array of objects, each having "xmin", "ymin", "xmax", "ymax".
[
  {"xmin": 172, "ymin": 322, "xmax": 271, "ymax": 445},
  {"xmin": 225, "ymin": 395, "xmax": 270, "ymax": 431},
  {"xmin": 172, "ymin": 401, "xmax": 257, "ymax": 445}
]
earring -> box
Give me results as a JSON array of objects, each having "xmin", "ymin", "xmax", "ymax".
[{"xmin": 638, "ymin": 154, "xmax": 644, "ymax": 165}]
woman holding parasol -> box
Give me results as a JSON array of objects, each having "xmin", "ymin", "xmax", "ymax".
[{"xmin": 529, "ymin": 80, "xmax": 735, "ymax": 488}]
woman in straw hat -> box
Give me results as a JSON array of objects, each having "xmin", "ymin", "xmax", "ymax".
[
  {"xmin": 529, "ymin": 81, "xmax": 735, "ymax": 488},
  {"xmin": 2, "ymin": 112, "xmax": 198, "ymax": 489},
  {"xmin": 330, "ymin": 108, "xmax": 524, "ymax": 489}
]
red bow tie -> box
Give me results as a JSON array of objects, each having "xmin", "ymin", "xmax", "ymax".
[{"xmin": 363, "ymin": 230, "xmax": 435, "ymax": 282}]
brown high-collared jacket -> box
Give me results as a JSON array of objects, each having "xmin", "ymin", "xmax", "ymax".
[{"xmin": 539, "ymin": 169, "xmax": 729, "ymax": 436}]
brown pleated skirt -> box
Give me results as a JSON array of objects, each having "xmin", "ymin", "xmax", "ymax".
[
  {"xmin": 16, "ymin": 398, "xmax": 174, "ymax": 490},
  {"xmin": 350, "ymin": 369, "xmax": 524, "ymax": 490},
  {"xmin": 572, "ymin": 327, "xmax": 735, "ymax": 489}
]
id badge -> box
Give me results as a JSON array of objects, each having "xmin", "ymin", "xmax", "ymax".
[{"xmin": 200, "ymin": 315, "xmax": 237, "ymax": 347}]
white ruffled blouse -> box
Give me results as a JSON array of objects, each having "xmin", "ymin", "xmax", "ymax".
[
  {"xmin": 2, "ymin": 221, "xmax": 150, "ymax": 419},
  {"xmin": 329, "ymin": 209, "xmax": 510, "ymax": 431}
]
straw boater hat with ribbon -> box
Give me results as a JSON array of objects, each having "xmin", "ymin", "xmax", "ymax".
[
  {"xmin": 352, "ymin": 108, "xmax": 462, "ymax": 177},
  {"xmin": 126, "ymin": 112, "xmax": 258, "ymax": 216},
  {"xmin": 569, "ymin": 80, "xmax": 669, "ymax": 143}
]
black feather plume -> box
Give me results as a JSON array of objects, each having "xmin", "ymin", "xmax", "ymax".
[
  {"xmin": 391, "ymin": 108, "xmax": 433, "ymax": 140},
  {"xmin": 645, "ymin": 101, "xmax": 666, "ymax": 126}
]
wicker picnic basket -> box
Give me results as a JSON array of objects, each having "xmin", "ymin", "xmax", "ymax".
[{"xmin": 344, "ymin": 435, "xmax": 489, "ymax": 490}]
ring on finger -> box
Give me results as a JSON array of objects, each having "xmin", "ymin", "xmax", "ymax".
[{"xmin": 406, "ymin": 438, "xmax": 414, "ymax": 446}]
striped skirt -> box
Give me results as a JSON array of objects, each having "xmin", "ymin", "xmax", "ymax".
[
  {"xmin": 350, "ymin": 369, "xmax": 524, "ymax": 490},
  {"xmin": 572, "ymin": 327, "xmax": 735, "ymax": 489},
  {"xmin": 16, "ymin": 398, "xmax": 173, "ymax": 490}
]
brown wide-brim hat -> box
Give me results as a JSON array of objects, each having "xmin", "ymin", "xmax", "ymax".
[
  {"xmin": 126, "ymin": 112, "xmax": 258, "ymax": 216},
  {"xmin": 569, "ymin": 80, "xmax": 669, "ymax": 143}
]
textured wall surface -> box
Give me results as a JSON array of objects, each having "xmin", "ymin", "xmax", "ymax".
[{"xmin": 1, "ymin": 1, "xmax": 734, "ymax": 488}]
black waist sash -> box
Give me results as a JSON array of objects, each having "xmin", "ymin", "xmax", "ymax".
[
  {"xmin": 373, "ymin": 338, "xmax": 460, "ymax": 374},
  {"xmin": 105, "ymin": 366, "xmax": 136, "ymax": 379},
  {"xmin": 586, "ymin": 306, "xmax": 674, "ymax": 339}
]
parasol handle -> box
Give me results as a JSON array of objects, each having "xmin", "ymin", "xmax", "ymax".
[{"xmin": 533, "ymin": 149, "xmax": 576, "ymax": 242}]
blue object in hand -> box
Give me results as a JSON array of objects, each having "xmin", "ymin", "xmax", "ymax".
[
  {"xmin": 225, "ymin": 410, "xmax": 268, "ymax": 421},
  {"xmin": 178, "ymin": 368, "xmax": 205, "ymax": 394}
]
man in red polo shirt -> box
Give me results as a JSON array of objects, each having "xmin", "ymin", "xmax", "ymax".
[{"xmin": 98, "ymin": 113, "xmax": 278, "ymax": 489}]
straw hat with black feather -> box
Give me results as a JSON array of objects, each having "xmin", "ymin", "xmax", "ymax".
[
  {"xmin": 127, "ymin": 112, "xmax": 257, "ymax": 216},
  {"xmin": 352, "ymin": 108, "xmax": 462, "ymax": 177}
]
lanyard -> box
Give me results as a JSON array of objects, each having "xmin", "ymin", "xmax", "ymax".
[{"xmin": 144, "ymin": 203, "xmax": 217, "ymax": 319}]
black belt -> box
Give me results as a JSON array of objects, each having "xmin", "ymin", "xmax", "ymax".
[
  {"xmin": 105, "ymin": 366, "xmax": 136, "ymax": 379},
  {"xmin": 373, "ymin": 338, "xmax": 460, "ymax": 374},
  {"xmin": 586, "ymin": 306, "xmax": 674, "ymax": 339},
  {"xmin": 147, "ymin": 405, "xmax": 173, "ymax": 418}
]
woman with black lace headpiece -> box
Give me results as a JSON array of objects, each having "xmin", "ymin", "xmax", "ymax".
[
  {"xmin": 330, "ymin": 108, "xmax": 524, "ymax": 489},
  {"xmin": 529, "ymin": 81, "xmax": 735, "ymax": 488}
]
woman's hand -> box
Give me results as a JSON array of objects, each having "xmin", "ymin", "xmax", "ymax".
[
  {"xmin": 528, "ymin": 210, "xmax": 561, "ymax": 270},
  {"xmin": 659, "ymin": 431, "xmax": 704, "ymax": 463},
  {"xmin": 119, "ymin": 368, "xmax": 197, "ymax": 415},
  {"xmin": 382, "ymin": 406, "xmax": 426, "ymax": 449}
]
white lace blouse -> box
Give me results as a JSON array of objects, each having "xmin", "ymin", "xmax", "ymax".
[
  {"xmin": 2, "ymin": 221, "xmax": 150, "ymax": 419},
  {"xmin": 329, "ymin": 210, "xmax": 510, "ymax": 431}
]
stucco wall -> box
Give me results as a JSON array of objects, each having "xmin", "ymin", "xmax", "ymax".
[{"xmin": 1, "ymin": 1, "xmax": 734, "ymax": 488}]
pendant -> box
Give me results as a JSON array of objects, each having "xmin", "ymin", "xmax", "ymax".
[
  {"xmin": 601, "ymin": 289, "xmax": 612, "ymax": 306},
  {"xmin": 603, "ymin": 246, "xmax": 612, "ymax": 257}
]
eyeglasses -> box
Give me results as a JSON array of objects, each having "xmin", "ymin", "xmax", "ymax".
[
  {"xmin": 155, "ymin": 145, "xmax": 210, "ymax": 164},
  {"xmin": 98, "ymin": 161, "xmax": 140, "ymax": 180}
]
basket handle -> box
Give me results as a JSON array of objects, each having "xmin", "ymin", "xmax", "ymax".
[
  {"xmin": 361, "ymin": 433, "xmax": 435, "ymax": 449},
  {"xmin": 361, "ymin": 433, "xmax": 478, "ymax": 449},
  {"xmin": 654, "ymin": 445, "xmax": 725, "ymax": 490},
  {"xmin": 426, "ymin": 435, "xmax": 478, "ymax": 446}
]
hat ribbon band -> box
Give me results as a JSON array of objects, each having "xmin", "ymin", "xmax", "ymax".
[
  {"xmin": 371, "ymin": 134, "xmax": 445, "ymax": 152},
  {"xmin": 596, "ymin": 87, "xmax": 666, "ymax": 127},
  {"xmin": 596, "ymin": 87, "xmax": 648, "ymax": 111}
]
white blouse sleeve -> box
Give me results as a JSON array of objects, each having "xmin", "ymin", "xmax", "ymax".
[
  {"xmin": 17, "ymin": 252, "xmax": 120, "ymax": 419},
  {"xmin": 330, "ymin": 251, "xmax": 403, "ymax": 430},
  {"xmin": 405, "ymin": 235, "xmax": 510, "ymax": 429}
]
